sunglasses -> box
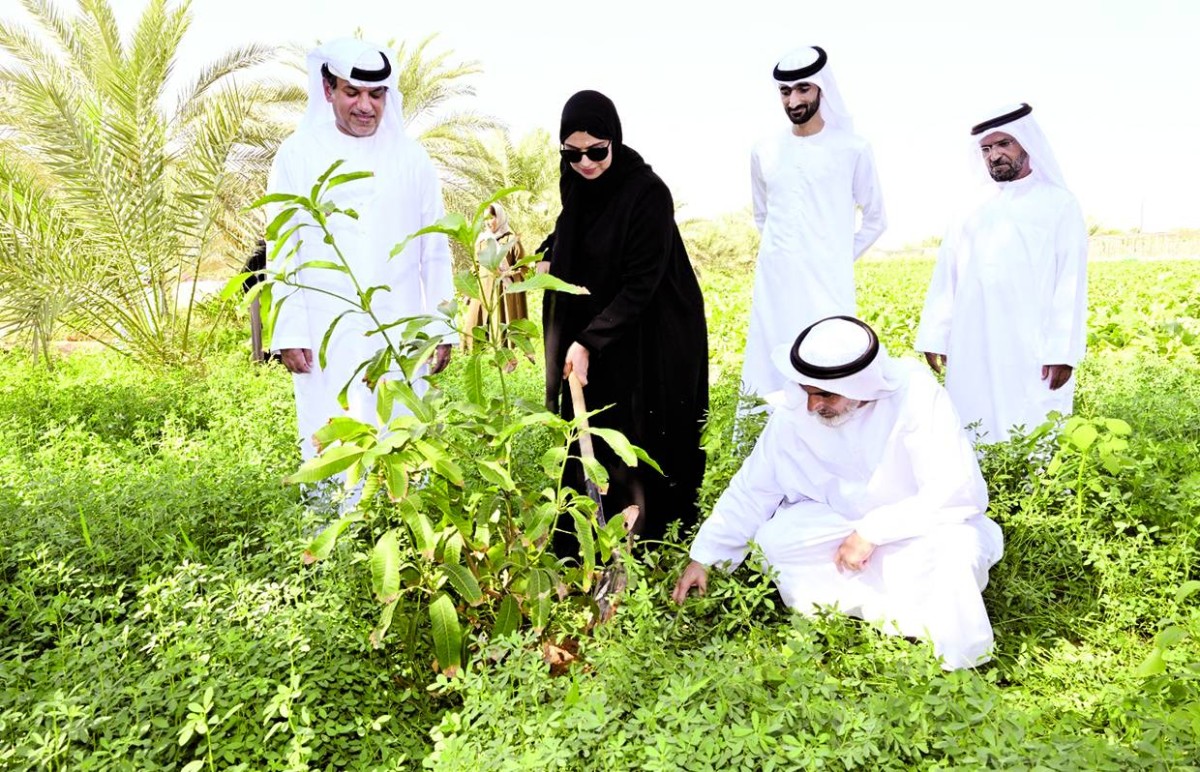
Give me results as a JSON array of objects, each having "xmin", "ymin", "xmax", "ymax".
[{"xmin": 560, "ymin": 143, "xmax": 611, "ymax": 163}]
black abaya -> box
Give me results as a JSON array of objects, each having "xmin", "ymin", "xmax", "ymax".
[{"xmin": 544, "ymin": 91, "xmax": 708, "ymax": 554}]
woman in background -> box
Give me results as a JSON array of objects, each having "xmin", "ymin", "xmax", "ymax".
[{"xmin": 463, "ymin": 201, "xmax": 528, "ymax": 352}]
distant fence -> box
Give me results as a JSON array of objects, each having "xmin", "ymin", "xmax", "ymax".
[
  {"xmin": 1087, "ymin": 233, "xmax": 1200, "ymax": 261},
  {"xmin": 868, "ymin": 233, "xmax": 1200, "ymax": 262}
]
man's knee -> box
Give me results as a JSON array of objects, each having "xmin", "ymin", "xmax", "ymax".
[{"xmin": 922, "ymin": 520, "xmax": 1003, "ymax": 578}]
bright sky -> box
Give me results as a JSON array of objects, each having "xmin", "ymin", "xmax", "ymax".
[{"xmin": 6, "ymin": 0, "xmax": 1198, "ymax": 247}]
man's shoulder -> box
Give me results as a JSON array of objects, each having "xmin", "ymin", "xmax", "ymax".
[
  {"xmin": 273, "ymin": 130, "xmax": 306, "ymax": 163},
  {"xmin": 824, "ymin": 128, "xmax": 874, "ymax": 154},
  {"xmin": 752, "ymin": 129, "xmax": 792, "ymax": 154},
  {"xmin": 1034, "ymin": 180, "xmax": 1083, "ymax": 211}
]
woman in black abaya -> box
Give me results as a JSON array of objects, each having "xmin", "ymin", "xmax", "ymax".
[{"xmin": 541, "ymin": 90, "xmax": 708, "ymax": 557}]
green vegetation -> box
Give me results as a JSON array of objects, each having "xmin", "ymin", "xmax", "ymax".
[
  {"xmin": 2, "ymin": 255, "xmax": 1198, "ymax": 769},
  {"xmin": 1, "ymin": 4, "xmax": 1198, "ymax": 770}
]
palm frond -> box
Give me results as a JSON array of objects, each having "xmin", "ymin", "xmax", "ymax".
[{"xmin": 19, "ymin": 0, "xmax": 86, "ymax": 63}]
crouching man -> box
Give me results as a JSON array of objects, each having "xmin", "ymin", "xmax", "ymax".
[{"xmin": 672, "ymin": 316, "xmax": 1004, "ymax": 669}]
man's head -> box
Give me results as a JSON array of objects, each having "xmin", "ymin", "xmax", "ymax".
[
  {"xmin": 967, "ymin": 103, "xmax": 1068, "ymax": 187},
  {"xmin": 773, "ymin": 46, "xmax": 844, "ymax": 133},
  {"xmin": 772, "ymin": 315, "xmax": 905, "ymax": 420},
  {"xmin": 978, "ymin": 131, "xmax": 1030, "ymax": 182},
  {"xmin": 313, "ymin": 42, "xmax": 394, "ymax": 138}
]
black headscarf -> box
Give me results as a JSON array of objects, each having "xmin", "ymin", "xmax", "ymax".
[{"xmin": 551, "ymin": 90, "xmax": 649, "ymax": 284}]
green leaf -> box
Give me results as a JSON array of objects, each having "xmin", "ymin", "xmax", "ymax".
[
  {"xmin": 525, "ymin": 501, "xmax": 559, "ymax": 543},
  {"xmin": 442, "ymin": 563, "xmax": 484, "ymax": 605},
  {"xmin": 588, "ymin": 426, "xmax": 638, "ymax": 467},
  {"xmin": 312, "ymin": 417, "xmax": 374, "ymax": 450},
  {"xmin": 391, "ymin": 380, "xmax": 436, "ymax": 423},
  {"xmin": 571, "ymin": 510, "xmax": 597, "ymax": 583},
  {"xmin": 526, "ymin": 569, "xmax": 554, "ymax": 633},
  {"xmin": 580, "ymin": 456, "xmax": 609, "ymax": 489},
  {"xmin": 506, "ymin": 273, "xmax": 590, "ymax": 294},
  {"xmin": 439, "ymin": 532, "xmax": 465, "ymax": 566},
  {"xmin": 540, "ymin": 446, "xmax": 568, "ymax": 477},
  {"xmin": 327, "ymin": 171, "xmax": 375, "ymax": 189},
  {"xmin": 284, "ymin": 445, "xmax": 364, "ymax": 485},
  {"xmin": 313, "ymin": 159, "xmax": 347, "ymax": 196},
  {"xmin": 302, "ymin": 511, "xmax": 365, "ymax": 565},
  {"xmin": 1136, "ymin": 648, "xmax": 1167, "ymax": 678},
  {"xmin": 400, "ymin": 502, "xmax": 437, "ymax": 560},
  {"xmin": 1175, "ymin": 581, "xmax": 1200, "ymax": 605},
  {"xmin": 473, "ymin": 186, "xmax": 525, "ymax": 226},
  {"xmin": 1069, "ymin": 422, "xmax": 1099, "ymax": 451},
  {"xmin": 318, "ymin": 309, "xmax": 361, "ymax": 370},
  {"xmin": 477, "ymin": 459, "xmax": 516, "ymax": 492},
  {"xmin": 371, "ymin": 529, "xmax": 403, "ymax": 604},
  {"xmin": 455, "ymin": 269, "xmax": 484, "ymax": 302},
  {"xmin": 492, "ymin": 595, "xmax": 521, "ymax": 639},
  {"xmin": 465, "ymin": 354, "xmax": 485, "ymax": 406},
  {"xmin": 630, "ymin": 443, "xmax": 664, "ymax": 474},
  {"xmin": 1155, "ymin": 625, "xmax": 1187, "ymax": 650},
  {"xmin": 363, "ymin": 347, "xmax": 393, "ymax": 390},
  {"xmin": 380, "ymin": 455, "xmax": 410, "ymax": 501},
  {"xmin": 362, "ymin": 284, "xmax": 392, "ymax": 308},
  {"xmin": 263, "ymin": 205, "xmax": 298, "ymax": 241},
  {"xmin": 429, "ymin": 594, "xmax": 463, "ymax": 675},
  {"xmin": 295, "ymin": 259, "xmax": 350, "ymax": 274},
  {"xmin": 219, "ymin": 271, "xmax": 256, "ymax": 303},
  {"xmin": 252, "ymin": 192, "xmax": 305, "ymax": 208},
  {"xmin": 415, "ymin": 440, "xmax": 464, "ymax": 487},
  {"xmin": 1103, "ymin": 417, "xmax": 1133, "ymax": 436},
  {"xmin": 390, "ymin": 213, "xmax": 472, "ymax": 258},
  {"xmin": 369, "ymin": 599, "xmax": 399, "ymax": 649},
  {"xmin": 500, "ymin": 410, "xmax": 568, "ymax": 444}
]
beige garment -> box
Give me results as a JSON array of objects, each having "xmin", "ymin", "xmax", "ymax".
[{"xmin": 463, "ymin": 232, "xmax": 528, "ymax": 350}]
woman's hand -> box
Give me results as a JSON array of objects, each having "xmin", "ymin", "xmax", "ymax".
[{"xmin": 562, "ymin": 342, "xmax": 590, "ymax": 385}]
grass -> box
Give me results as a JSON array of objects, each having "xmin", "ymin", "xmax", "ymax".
[{"xmin": 1, "ymin": 259, "xmax": 1199, "ymax": 770}]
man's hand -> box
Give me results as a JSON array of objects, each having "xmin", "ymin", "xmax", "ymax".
[
  {"xmin": 834, "ymin": 532, "xmax": 876, "ymax": 573},
  {"xmin": 430, "ymin": 343, "xmax": 453, "ymax": 375},
  {"xmin": 671, "ymin": 560, "xmax": 709, "ymax": 605},
  {"xmin": 535, "ymin": 260, "xmax": 551, "ymax": 275},
  {"xmin": 281, "ymin": 348, "xmax": 314, "ymax": 374},
  {"xmin": 562, "ymin": 342, "xmax": 590, "ymax": 386},
  {"xmin": 1042, "ymin": 364, "xmax": 1073, "ymax": 390},
  {"xmin": 923, "ymin": 351, "xmax": 946, "ymax": 375}
]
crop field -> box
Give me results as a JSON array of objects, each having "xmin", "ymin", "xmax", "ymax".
[{"xmin": 2, "ymin": 258, "xmax": 1199, "ymax": 770}]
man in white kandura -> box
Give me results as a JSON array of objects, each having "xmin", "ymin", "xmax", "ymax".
[
  {"xmin": 916, "ymin": 103, "xmax": 1088, "ymax": 443},
  {"xmin": 673, "ymin": 316, "xmax": 1004, "ymax": 670},
  {"xmin": 268, "ymin": 38, "xmax": 456, "ymax": 459},
  {"xmin": 740, "ymin": 45, "xmax": 887, "ymax": 401}
]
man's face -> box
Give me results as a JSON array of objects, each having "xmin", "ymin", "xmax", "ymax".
[
  {"xmin": 979, "ymin": 131, "xmax": 1031, "ymax": 182},
  {"xmin": 801, "ymin": 385, "xmax": 865, "ymax": 427},
  {"xmin": 779, "ymin": 82, "xmax": 822, "ymax": 125},
  {"xmin": 324, "ymin": 77, "xmax": 387, "ymax": 137}
]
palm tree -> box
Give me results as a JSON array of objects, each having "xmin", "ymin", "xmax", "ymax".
[{"xmin": 0, "ymin": 0, "xmax": 304, "ymax": 366}]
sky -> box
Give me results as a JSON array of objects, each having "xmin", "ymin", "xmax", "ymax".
[{"xmin": 4, "ymin": 0, "xmax": 1199, "ymax": 248}]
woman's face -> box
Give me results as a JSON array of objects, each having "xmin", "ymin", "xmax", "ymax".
[
  {"xmin": 487, "ymin": 208, "xmax": 499, "ymax": 232},
  {"xmin": 562, "ymin": 131, "xmax": 613, "ymax": 180}
]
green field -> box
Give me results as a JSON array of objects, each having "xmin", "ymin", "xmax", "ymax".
[{"xmin": 2, "ymin": 258, "xmax": 1199, "ymax": 770}]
